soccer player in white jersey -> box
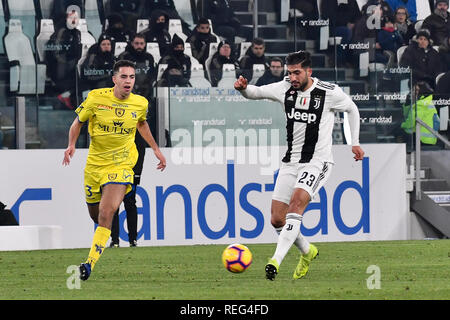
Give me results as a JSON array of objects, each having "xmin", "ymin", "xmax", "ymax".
[{"xmin": 234, "ymin": 51, "xmax": 365, "ymax": 280}]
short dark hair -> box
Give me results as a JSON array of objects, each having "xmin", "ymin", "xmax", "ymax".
[
  {"xmin": 197, "ymin": 17, "xmax": 210, "ymax": 26},
  {"xmin": 269, "ymin": 57, "xmax": 283, "ymax": 65},
  {"xmin": 285, "ymin": 50, "xmax": 312, "ymax": 68},
  {"xmin": 252, "ymin": 37, "xmax": 265, "ymax": 46},
  {"xmin": 131, "ymin": 33, "xmax": 146, "ymax": 42},
  {"xmin": 113, "ymin": 60, "xmax": 136, "ymax": 74}
]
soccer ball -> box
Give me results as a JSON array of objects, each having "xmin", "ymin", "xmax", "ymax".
[{"xmin": 222, "ymin": 243, "xmax": 252, "ymax": 273}]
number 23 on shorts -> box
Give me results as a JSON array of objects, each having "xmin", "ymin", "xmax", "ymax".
[{"xmin": 298, "ymin": 171, "xmax": 316, "ymax": 186}]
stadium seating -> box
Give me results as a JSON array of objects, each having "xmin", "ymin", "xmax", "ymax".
[
  {"xmin": 397, "ymin": 45, "xmax": 408, "ymax": 64},
  {"xmin": 0, "ymin": 1, "xmax": 6, "ymax": 54},
  {"xmin": 146, "ymin": 42, "xmax": 161, "ymax": 65},
  {"xmin": 238, "ymin": 42, "xmax": 252, "ymax": 61},
  {"xmin": 114, "ymin": 41, "xmax": 127, "ymax": 57},
  {"xmin": 36, "ymin": 0, "xmax": 52, "ymax": 18},
  {"xmin": 76, "ymin": 18, "xmax": 97, "ymax": 59},
  {"xmin": 7, "ymin": 0, "xmax": 37, "ymax": 51},
  {"xmin": 137, "ymin": 19, "xmax": 149, "ymax": 34},
  {"xmin": 208, "ymin": 18, "xmax": 221, "ymax": 41},
  {"xmin": 85, "ymin": 0, "xmax": 102, "ymax": 39},
  {"xmin": 217, "ymin": 63, "xmax": 237, "ymax": 87},
  {"xmin": 4, "ymin": 19, "xmax": 46, "ymax": 94},
  {"xmin": 168, "ymin": 19, "xmax": 188, "ymax": 42},
  {"xmin": 205, "ymin": 42, "xmax": 219, "ymax": 82},
  {"xmin": 36, "ymin": 19, "xmax": 55, "ymax": 63},
  {"xmin": 414, "ymin": 20, "xmax": 424, "ymax": 34},
  {"xmin": 189, "ymin": 64, "xmax": 211, "ymax": 87},
  {"xmin": 416, "ymin": 0, "xmax": 431, "ymax": 21},
  {"xmin": 184, "ymin": 42, "xmax": 202, "ymax": 66},
  {"xmin": 249, "ymin": 64, "xmax": 265, "ymax": 85},
  {"xmin": 157, "ymin": 63, "xmax": 168, "ymax": 81}
]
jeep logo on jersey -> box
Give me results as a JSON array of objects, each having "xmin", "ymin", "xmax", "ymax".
[
  {"xmin": 115, "ymin": 108, "xmax": 125, "ymax": 117},
  {"xmin": 286, "ymin": 108, "xmax": 318, "ymax": 124}
]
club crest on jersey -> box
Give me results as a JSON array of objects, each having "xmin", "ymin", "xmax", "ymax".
[
  {"xmin": 115, "ymin": 108, "xmax": 125, "ymax": 117},
  {"xmin": 108, "ymin": 173, "xmax": 117, "ymax": 181}
]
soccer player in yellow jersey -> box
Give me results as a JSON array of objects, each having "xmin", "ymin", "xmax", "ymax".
[{"xmin": 62, "ymin": 60, "xmax": 166, "ymax": 280}]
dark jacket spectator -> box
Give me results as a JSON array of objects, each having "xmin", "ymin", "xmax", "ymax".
[
  {"xmin": 81, "ymin": 35, "xmax": 116, "ymax": 90},
  {"xmin": 159, "ymin": 34, "xmax": 192, "ymax": 85},
  {"xmin": 187, "ymin": 17, "xmax": 218, "ymax": 66},
  {"xmin": 321, "ymin": 0, "xmax": 361, "ymax": 29},
  {"xmin": 393, "ymin": 6, "xmax": 416, "ymax": 45},
  {"xmin": 45, "ymin": 10, "xmax": 82, "ymax": 109},
  {"xmin": 209, "ymin": 40, "xmax": 237, "ymax": 86},
  {"xmin": 290, "ymin": 0, "xmax": 320, "ymax": 40},
  {"xmin": 105, "ymin": 0, "xmax": 145, "ymax": 31},
  {"xmin": 239, "ymin": 38, "xmax": 269, "ymax": 82},
  {"xmin": 376, "ymin": 18, "xmax": 404, "ymax": 67},
  {"xmin": 141, "ymin": 9, "xmax": 172, "ymax": 57},
  {"xmin": 321, "ymin": 0, "xmax": 361, "ymax": 66},
  {"xmin": 142, "ymin": 0, "xmax": 192, "ymax": 36},
  {"xmin": 377, "ymin": 21, "xmax": 403, "ymax": 52},
  {"xmin": 103, "ymin": 13, "xmax": 135, "ymax": 47},
  {"xmin": 422, "ymin": 0, "xmax": 450, "ymax": 47},
  {"xmin": 400, "ymin": 29, "xmax": 444, "ymax": 88},
  {"xmin": 118, "ymin": 34, "xmax": 156, "ymax": 98},
  {"xmin": 255, "ymin": 57, "xmax": 285, "ymax": 86},
  {"xmin": 385, "ymin": 0, "xmax": 417, "ymax": 22},
  {"xmin": 197, "ymin": 0, "xmax": 252, "ymax": 42}
]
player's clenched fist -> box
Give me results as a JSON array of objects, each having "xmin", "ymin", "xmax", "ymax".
[{"xmin": 234, "ymin": 76, "xmax": 248, "ymax": 91}]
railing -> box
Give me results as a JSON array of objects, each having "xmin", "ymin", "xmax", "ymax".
[{"xmin": 414, "ymin": 117, "xmax": 450, "ymax": 200}]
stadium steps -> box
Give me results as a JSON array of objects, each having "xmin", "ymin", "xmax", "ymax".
[
  {"xmin": 424, "ymin": 191, "xmax": 450, "ymax": 213},
  {"xmin": 410, "ymin": 150, "xmax": 450, "ymax": 237},
  {"xmin": 411, "ymin": 191, "xmax": 450, "ymax": 237},
  {"xmin": 230, "ymin": 0, "xmax": 276, "ymax": 12},
  {"xmin": 235, "ymin": 12, "xmax": 268, "ymax": 25}
]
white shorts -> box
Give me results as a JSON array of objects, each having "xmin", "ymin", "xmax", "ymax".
[{"xmin": 272, "ymin": 160, "xmax": 333, "ymax": 205}]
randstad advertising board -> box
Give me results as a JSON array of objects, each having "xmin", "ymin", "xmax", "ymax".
[{"xmin": 0, "ymin": 144, "xmax": 407, "ymax": 249}]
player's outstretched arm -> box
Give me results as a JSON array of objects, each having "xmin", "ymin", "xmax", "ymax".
[
  {"xmin": 137, "ymin": 120, "xmax": 166, "ymax": 171},
  {"xmin": 63, "ymin": 118, "xmax": 83, "ymax": 166},
  {"xmin": 234, "ymin": 75, "xmax": 283, "ymax": 102}
]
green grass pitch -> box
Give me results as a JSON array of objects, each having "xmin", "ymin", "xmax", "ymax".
[{"xmin": 0, "ymin": 240, "xmax": 449, "ymax": 300}]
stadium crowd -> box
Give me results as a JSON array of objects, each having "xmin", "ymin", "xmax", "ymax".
[
  {"xmin": 0, "ymin": 0, "xmax": 449, "ymax": 149},
  {"xmin": 41, "ymin": 1, "xmax": 449, "ymax": 95}
]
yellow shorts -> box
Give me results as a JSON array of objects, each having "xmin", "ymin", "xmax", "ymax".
[{"xmin": 84, "ymin": 166, "xmax": 134, "ymax": 204}]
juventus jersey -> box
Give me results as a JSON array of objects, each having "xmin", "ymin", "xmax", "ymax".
[{"xmin": 240, "ymin": 77, "xmax": 360, "ymax": 164}]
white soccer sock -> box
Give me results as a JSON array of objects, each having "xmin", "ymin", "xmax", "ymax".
[
  {"xmin": 274, "ymin": 226, "xmax": 283, "ymax": 236},
  {"xmin": 272, "ymin": 213, "xmax": 302, "ymax": 265},
  {"xmin": 294, "ymin": 231, "xmax": 310, "ymax": 255}
]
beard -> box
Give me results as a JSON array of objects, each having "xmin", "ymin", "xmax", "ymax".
[
  {"xmin": 435, "ymin": 8, "xmax": 449, "ymax": 19},
  {"xmin": 294, "ymin": 78, "xmax": 309, "ymax": 91}
]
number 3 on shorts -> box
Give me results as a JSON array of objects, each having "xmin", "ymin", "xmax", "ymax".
[{"xmin": 298, "ymin": 171, "xmax": 316, "ymax": 187}]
